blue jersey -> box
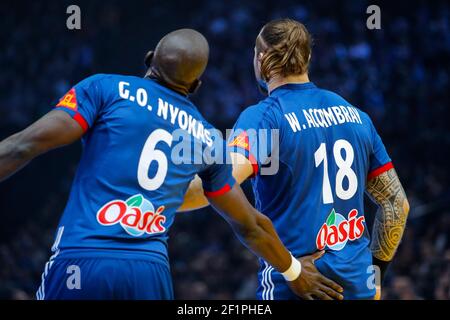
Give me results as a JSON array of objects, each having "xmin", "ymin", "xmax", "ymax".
[
  {"xmin": 228, "ymin": 82, "xmax": 392, "ymax": 299},
  {"xmin": 51, "ymin": 74, "xmax": 235, "ymax": 265}
]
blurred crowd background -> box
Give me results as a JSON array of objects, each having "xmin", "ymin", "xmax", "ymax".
[{"xmin": 1, "ymin": 0, "xmax": 449, "ymax": 300}]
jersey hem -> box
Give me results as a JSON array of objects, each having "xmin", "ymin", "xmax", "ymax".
[{"xmin": 55, "ymin": 248, "xmax": 169, "ymax": 266}]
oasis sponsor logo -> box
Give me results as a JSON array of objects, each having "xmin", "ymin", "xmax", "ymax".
[
  {"xmin": 316, "ymin": 209, "xmax": 365, "ymax": 251},
  {"xmin": 97, "ymin": 194, "xmax": 166, "ymax": 237}
]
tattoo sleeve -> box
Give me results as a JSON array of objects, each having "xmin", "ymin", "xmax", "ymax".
[{"xmin": 366, "ymin": 168, "xmax": 410, "ymax": 261}]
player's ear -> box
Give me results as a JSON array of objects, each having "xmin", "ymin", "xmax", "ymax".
[
  {"xmin": 188, "ymin": 79, "xmax": 201, "ymax": 95},
  {"xmin": 144, "ymin": 50, "xmax": 154, "ymax": 68},
  {"xmin": 258, "ymin": 52, "xmax": 265, "ymax": 62}
]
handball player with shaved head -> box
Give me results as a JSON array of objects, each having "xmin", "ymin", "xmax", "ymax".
[{"xmin": 0, "ymin": 28, "xmax": 343, "ymax": 300}]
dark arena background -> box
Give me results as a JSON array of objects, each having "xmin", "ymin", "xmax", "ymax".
[{"xmin": 0, "ymin": 0, "xmax": 449, "ymax": 300}]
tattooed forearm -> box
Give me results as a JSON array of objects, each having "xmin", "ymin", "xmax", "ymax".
[{"xmin": 366, "ymin": 168, "xmax": 410, "ymax": 261}]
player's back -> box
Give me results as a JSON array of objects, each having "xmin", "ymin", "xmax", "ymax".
[
  {"xmin": 52, "ymin": 74, "xmax": 232, "ymax": 265},
  {"xmin": 230, "ymin": 82, "xmax": 392, "ymax": 299}
]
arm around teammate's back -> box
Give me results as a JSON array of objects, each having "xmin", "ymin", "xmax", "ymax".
[{"xmin": 206, "ymin": 182, "xmax": 344, "ymax": 300}]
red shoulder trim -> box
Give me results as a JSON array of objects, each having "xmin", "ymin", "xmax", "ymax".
[
  {"xmin": 204, "ymin": 183, "xmax": 232, "ymax": 198},
  {"xmin": 73, "ymin": 113, "xmax": 89, "ymax": 133},
  {"xmin": 368, "ymin": 162, "xmax": 394, "ymax": 180}
]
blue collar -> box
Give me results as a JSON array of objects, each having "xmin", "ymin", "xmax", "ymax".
[{"xmin": 270, "ymin": 82, "xmax": 317, "ymax": 95}]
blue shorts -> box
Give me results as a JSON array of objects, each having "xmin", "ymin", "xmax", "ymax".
[
  {"xmin": 256, "ymin": 258, "xmax": 376, "ymax": 300},
  {"xmin": 36, "ymin": 257, "xmax": 174, "ymax": 300},
  {"xmin": 256, "ymin": 262, "xmax": 298, "ymax": 300}
]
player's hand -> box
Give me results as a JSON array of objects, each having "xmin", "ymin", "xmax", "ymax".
[{"xmin": 287, "ymin": 251, "xmax": 344, "ymax": 300}]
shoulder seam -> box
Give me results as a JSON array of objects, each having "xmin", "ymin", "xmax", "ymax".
[{"xmin": 250, "ymin": 97, "xmax": 282, "ymax": 130}]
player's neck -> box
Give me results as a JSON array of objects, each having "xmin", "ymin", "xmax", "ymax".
[
  {"xmin": 268, "ymin": 73, "xmax": 310, "ymax": 94},
  {"xmin": 145, "ymin": 69, "xmax": 189, "ymax": 97}
]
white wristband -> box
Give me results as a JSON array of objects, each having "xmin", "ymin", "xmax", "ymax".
[{"xmin": 281, "ymin": 254, "xmax": 302, "ymax": 281}]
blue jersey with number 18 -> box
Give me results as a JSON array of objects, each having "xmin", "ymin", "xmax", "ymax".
[
  {"xmin": 51, "ymin": 74, "xmax": 235, "ymax": 266},
  {"xmin": 228, "ymin": 82, "xmax": 392, "ymax": 300}
]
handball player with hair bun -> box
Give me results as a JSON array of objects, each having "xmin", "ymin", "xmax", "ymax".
[{"xmin": 181, "ymin": 18, "xmax": 410, "ymax": 300}]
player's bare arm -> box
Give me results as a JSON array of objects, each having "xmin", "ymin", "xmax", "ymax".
[
  {"xmin": 366, "ymin": 168, "xmax": 410, "ymax": 280},
  {"xmin": 208, "ymin": 183, "xmax": 344, "ymax": 300},
  {"xmin": 178, "ymin": 152, "xmax": 253, "ymax": 212},
  {"xmin": 178, "ymin": 175, "xmax": 208, "ymax": 212},
  {"xmin": 0, "ymin": 110, "xmax": 83, "ymax": 183}
]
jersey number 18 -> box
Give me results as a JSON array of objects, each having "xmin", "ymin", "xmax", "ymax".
[{"xmin": 314, "ymin": 139, "xmax": 358, "ymax": 204}]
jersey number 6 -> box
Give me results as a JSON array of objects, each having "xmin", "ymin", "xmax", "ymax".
[{"xmin": 137, "ymin": 129, "xmax": 173, "ymax": 191}]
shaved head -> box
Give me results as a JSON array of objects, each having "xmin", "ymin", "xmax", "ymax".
[{"xmin": 146, "ymin": 29, "xmax": 209, "ymax": 95}]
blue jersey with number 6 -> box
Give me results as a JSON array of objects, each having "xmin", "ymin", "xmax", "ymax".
[
  {"xmin": 228, "ymin": 82, "xmax": 392, "ymax": 300},
  {"xmin": 50, "ymin": 74, "xmax": 235, "ymax": 264}
]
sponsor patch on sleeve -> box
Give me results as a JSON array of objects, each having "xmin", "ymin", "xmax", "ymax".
[
  {"xmin": 56, "ymin": 88, "xmax": 78, "ymax": 110},
  {"xmin": 228, "ymin": 131, "xmax": 250, "ymax": 151}
]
